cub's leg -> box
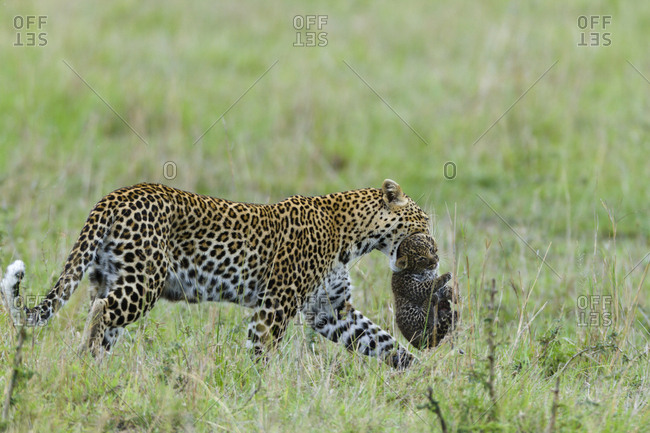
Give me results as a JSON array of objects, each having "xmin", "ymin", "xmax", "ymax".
[{"xmin": 304, "ymin": 270, "xmax": 416, "ymax": 369}]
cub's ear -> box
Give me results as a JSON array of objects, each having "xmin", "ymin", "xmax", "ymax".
[
  {"xmin": 395, "ymin": 255, "xmax": 409, "ymax": 270},
  {"xmin": 382, "ymin": 179, "xmax": 407, "ymax": 208}
]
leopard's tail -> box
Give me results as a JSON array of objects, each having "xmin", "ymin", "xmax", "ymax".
[
  {"xmin": 1, "ymin": 202, "xmax": 113, "ymax": 327},
  {"xmin": 1, "ymin": 260, "xmax": 27, "ymax": 325}
]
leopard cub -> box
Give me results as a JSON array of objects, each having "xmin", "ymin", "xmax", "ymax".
[{"xmin": 391, "ymin": 233, "xmax": 457, "ymax": 349}]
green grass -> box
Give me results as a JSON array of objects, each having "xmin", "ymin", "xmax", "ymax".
[{"xmin": 1, "ymin": 0, "xmax": 649, "ymax": 431}]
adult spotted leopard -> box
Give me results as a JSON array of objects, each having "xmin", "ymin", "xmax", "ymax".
[{"xmin": 1, "ymin": 180, "xmax": 430, "ymax": 368}]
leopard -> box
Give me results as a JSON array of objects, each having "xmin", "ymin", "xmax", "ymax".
[
  {"xmin": 1, "ymin": 179, "xmax": 431, "ymax": 369},
  {"xmin": 391, "ymin": 233, "xmax": 458, "ymax": 349}
]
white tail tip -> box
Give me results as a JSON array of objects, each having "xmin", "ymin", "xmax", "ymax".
[{"xmin": 1, "ymin": 260, "xmax": 26, "ymax": 322}]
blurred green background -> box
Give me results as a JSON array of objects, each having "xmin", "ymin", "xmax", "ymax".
[{"xmin": 1, "ymin": 0, "xmax": 647, "ymax": 303}]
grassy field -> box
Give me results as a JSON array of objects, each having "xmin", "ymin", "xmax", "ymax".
[{"xmin": 1, "ymin": 0, "xmax": 649, "ymax": 431}]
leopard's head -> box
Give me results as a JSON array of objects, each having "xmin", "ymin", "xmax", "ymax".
[{"xmin": 373, "ymin": 179, "xmax": 431, "ymax": 271}]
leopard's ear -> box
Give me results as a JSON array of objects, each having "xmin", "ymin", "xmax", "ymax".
[
  {"xmin": 395, "ymin": 255, "xmax": 409, "ymax": 270},
  {"xmin": 382, "ymin": 179, "xmax": 407, "ymax": 209}
]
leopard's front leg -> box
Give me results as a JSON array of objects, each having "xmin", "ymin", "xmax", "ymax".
[
  {"xmin": 304, "ymin": 270, "xmax": 416, "ymax": 369},
  {"xmin": 246, "ymin": 294, "xmax": 295, "ymax": 361}
]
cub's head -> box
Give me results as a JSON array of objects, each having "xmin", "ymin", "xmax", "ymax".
[
  {"xmin": 394, "ymin": 233, "xmax": 439, "ymax": 273},
  {"xmin": 375, "ymin": 179, "xmax": 431, "ymax": 270}
]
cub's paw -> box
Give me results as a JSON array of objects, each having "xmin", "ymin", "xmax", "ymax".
[{"xmin": 433, "ymin": 272, "xmax": 452, "ymax": 290}]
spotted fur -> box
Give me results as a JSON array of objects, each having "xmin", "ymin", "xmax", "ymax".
[
  {"xmin": 392, "ymin": 233, "xmax": 457, "ymax": 349},
  {"xmin": 2, "ymin": 180, "xmax": 430, "ymax": 368}
]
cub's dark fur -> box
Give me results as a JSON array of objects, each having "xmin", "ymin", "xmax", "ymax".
[{"xmin": 392, "ymin": 233, "xmax": 457, "ymax": 348}]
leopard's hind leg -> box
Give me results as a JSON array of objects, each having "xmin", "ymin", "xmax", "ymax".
[
  {"xmin": 80, "ymin": 249, "xmax": 169, "ymax": 358},
  {"xmin": 81, "ymin": 271, "xmax": 167, "ymax": 358},
  {"xmin": 79, "ymin": 208, "xmax": 170, "ymax": 358},
  {"xmin": 80, "ymin": 295, "xmax": 125, "ymax": 359},
  {"xmin": 80, "ymin": 297, "xmax": 109, "ymax": 358}
]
